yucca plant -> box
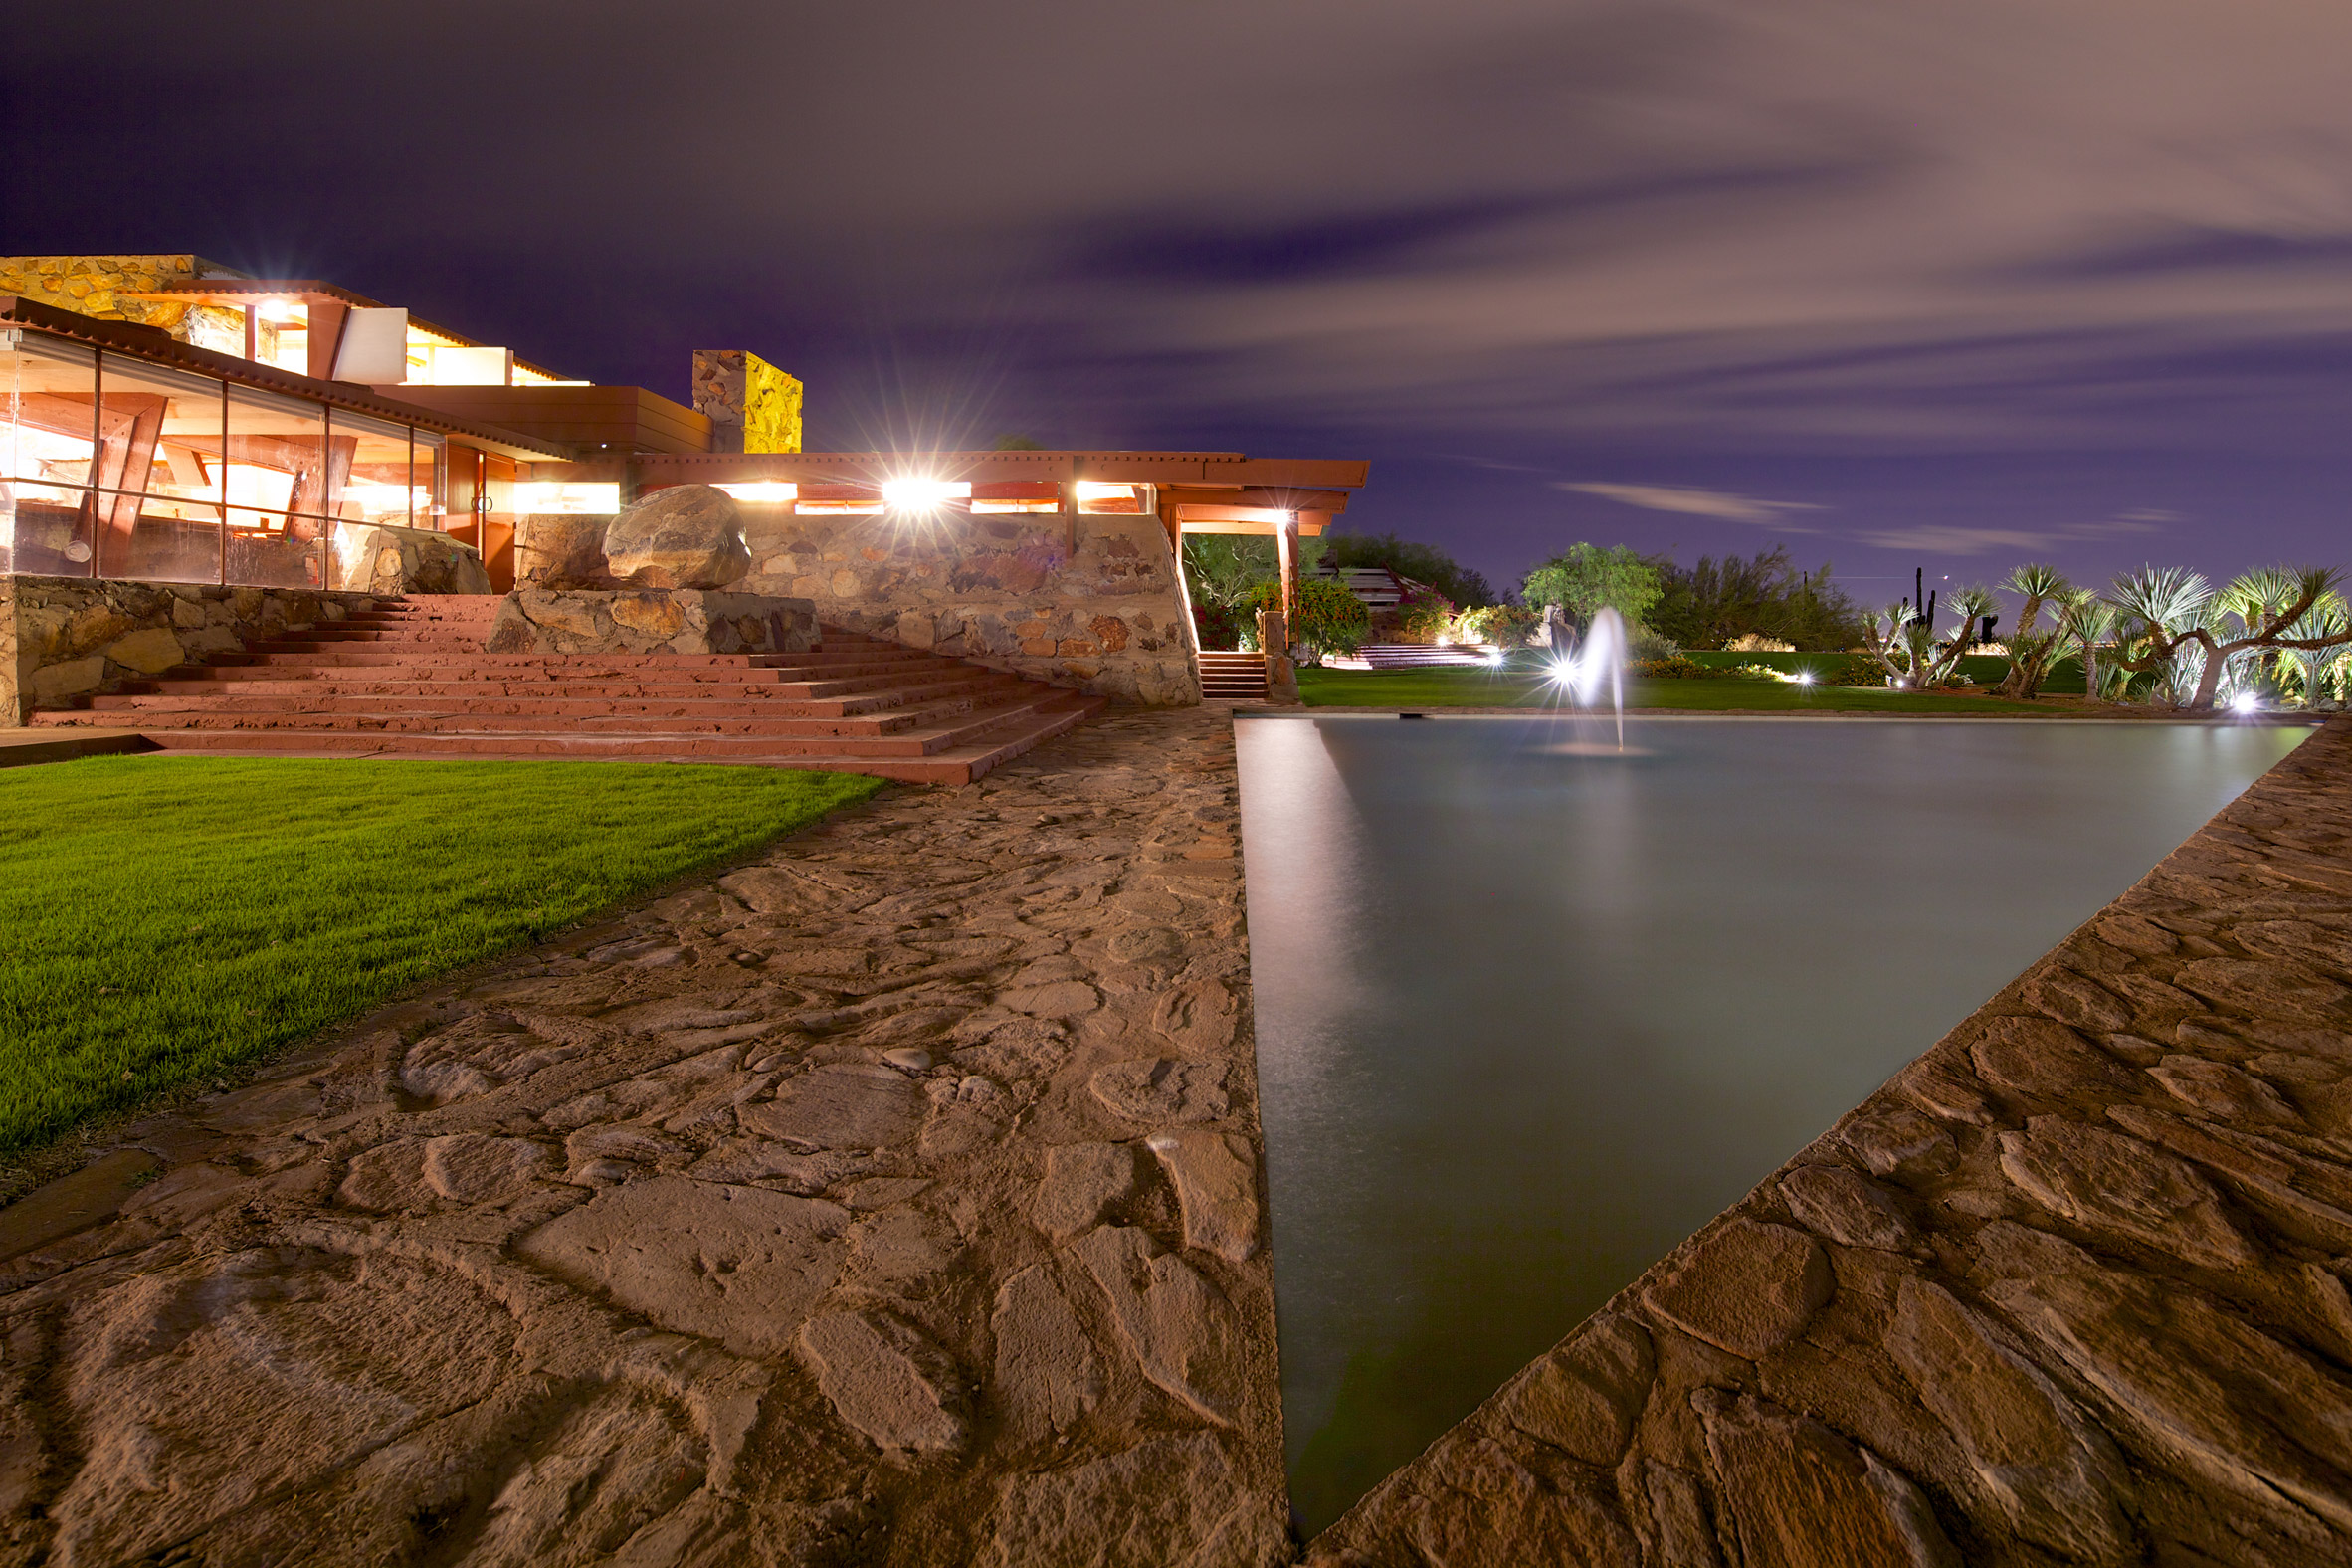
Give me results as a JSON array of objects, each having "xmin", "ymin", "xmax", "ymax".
[
  {"xmin": 1862, "ymin": 584, "xmax": 1998, "ymax": 690},
  {"xmin": 2105, "ymin": 564, "xmax": 2352, "ymax": 711},
  {"xmin": 2054, "ymin": 587, "xmax": 2121, "ymax": 702},
  {"xmin": 2269, "ymin": 591, "xmax": 2352, "ymax": 708},
  {"xmin": 1994, "ymin": 563, "xmax": 2073, "ymax": 698}
]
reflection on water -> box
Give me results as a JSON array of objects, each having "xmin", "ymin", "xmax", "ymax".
[{"xmin": 1236, "ymin": 715, "xmax": 2307, "ymax": 1532}]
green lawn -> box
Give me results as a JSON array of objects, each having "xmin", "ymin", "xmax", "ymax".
[
  {"xmin": 0, "ymin": 757, "xmax": 882, "ymax": 1155},
  {"xmin": 1297, "ymin": 664, "xmax": 2060, "ymax": 714},
  {"xmin": 1677, "ymin": 649, "xmax": 2088, "ymax": 695}
]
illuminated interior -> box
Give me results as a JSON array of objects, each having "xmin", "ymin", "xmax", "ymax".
[
  {"xmin": 3, "ymin": 335, "xmax": 447, "ymax": 586},
  {"xmin": 712, "ymin": 481, "xmax": 799, "ymax": 504},
  {"xmin": 513, "ymin": 480, "xmax": 622, "ymax": 514}
]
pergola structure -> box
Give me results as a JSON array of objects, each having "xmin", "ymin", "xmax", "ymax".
[{"xmin": 561, "ymin": 448, "xmax": 1371, "ymax": 624}]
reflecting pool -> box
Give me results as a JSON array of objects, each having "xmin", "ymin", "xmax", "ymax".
[{"xmin": 1235, "ymin": 715, "xmax": 2308, "ymax": 1531}]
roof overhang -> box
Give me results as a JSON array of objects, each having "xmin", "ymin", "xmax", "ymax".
[{"xmin": 0, "ymin": 295, "xmax": 574, "ymax": 463}]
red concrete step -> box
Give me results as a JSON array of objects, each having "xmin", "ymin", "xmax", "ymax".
[
  {"xmin": 47, "ymin": 691, "xmax": 1087, "ymax": 755},
  {"xmin": 72, "ymin": 687, "xmax": 1033, "ymax": 739},
  {"xmin": 28, "ymin": 601, "xmax": 1109, "ymax": 784},
  {"xmin": 129, "ymin": 694, "xmax": 1104, "ymax": 784}
]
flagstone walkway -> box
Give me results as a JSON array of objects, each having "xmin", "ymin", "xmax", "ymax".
[{"xmin": 0, "ymin": 706, "xmax": 1283, "ymax": 1567}]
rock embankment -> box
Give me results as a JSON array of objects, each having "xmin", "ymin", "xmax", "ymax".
[
  {"xmin": 1309, "ymin": 717, "xmax": 2352, "ymax": 1568},
  {"xmin": 0, "ymin": 706, "xmax": 1282, "ymax": 1567}
]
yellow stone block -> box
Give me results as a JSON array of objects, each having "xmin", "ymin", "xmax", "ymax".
[{"xmin": 743, "ymin": 353, "xmax": 803, "ymax": 454}]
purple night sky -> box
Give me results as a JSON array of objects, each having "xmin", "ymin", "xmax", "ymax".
[{"xmin": 14, "ymin": 1, "xmax": 2352, "ymax": 603}]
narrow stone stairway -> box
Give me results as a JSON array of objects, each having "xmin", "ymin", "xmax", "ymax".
[
  {"xmin": 28, "ymin": 595, "xmax": 1104, "ymax": 784},
  {"xmin": 1197, "ymin": 650, "xmax": 1271, "ymax": 700}
]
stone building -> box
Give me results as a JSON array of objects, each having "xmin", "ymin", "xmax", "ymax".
[{"xmin": 2, "ymin": 255, "xmax": 1367, "ymax": 717}]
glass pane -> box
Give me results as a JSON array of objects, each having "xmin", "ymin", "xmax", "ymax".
[
  {"xmin": 330, "ymin": 408, "xmax": 415, "ymax": 528},
  {"xmin": 225, "ymin": 385, "xmax": 328, "ymax": 538},
  {"xmin": 119, "ymin": 501, "xmax": 224, "ymax": 585},
  {"xmin": 226, "ymin": 506, "xmax": 323, "ymax": 589},
  {"xmin": 414, "ymin": 432, "xmax": 445, "ymax": 529},
  {"xmin": 93, "ymin": 356, "xmax": 223, "ymax": 579},
  {"xmin": 2, "ymin": 338, "xmax": 99, "ymax": 575}
]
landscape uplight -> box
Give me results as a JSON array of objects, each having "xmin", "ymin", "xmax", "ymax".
[
  {"xmin": 1795, "ymin": 671, "xmax": 1816, "ymax": 685},
  {"xmin": 2231, "ymin": 690, "xmax": 2259, "ymax": 713},
  {"xmin": 881, "ymin": 478, "xmax": 971, "ymax": 510}
]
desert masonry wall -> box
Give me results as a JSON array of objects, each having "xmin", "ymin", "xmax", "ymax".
[{"xmin": 733, "ymin": 506, "xmax": 1201, "ymax": 707}]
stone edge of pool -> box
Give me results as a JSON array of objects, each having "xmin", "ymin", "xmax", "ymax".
[{"xmin": 1302, "ymin": 713, "xmax": 2352, "ymax": 1565}]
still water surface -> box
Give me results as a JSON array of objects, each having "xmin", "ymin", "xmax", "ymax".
[{"xmin": 1235, "ymin": 715, "xmax": 2307, "ymax": 1531}]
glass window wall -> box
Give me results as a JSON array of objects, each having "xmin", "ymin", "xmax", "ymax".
[
  {"xmin": 3, "ymin": 329, "xmax": 468, "ymax": 587},
  {"xmin": 94, "ymin": 357, "xmax": 225, "ymax": 584}
]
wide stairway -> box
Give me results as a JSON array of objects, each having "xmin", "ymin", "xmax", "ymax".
[
  {"xmin": 1322, "ymin": 643, "xmax": 1494, "ymax": 671},
  {"xmin": 1197, "ymin": 650, "xmax": 1271, "ymax": 701},
  {"xmin": 28, "ymin": 596, "xmax": 1103, "ymax": 785}
]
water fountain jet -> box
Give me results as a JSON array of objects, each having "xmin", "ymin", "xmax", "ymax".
[{"xmin": 1546, "ymin": 606, "xmax": 1630, "ymax": 749}]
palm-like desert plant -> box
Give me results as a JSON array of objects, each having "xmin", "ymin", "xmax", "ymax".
[
  {"xmin": 2105, "ymin": 564, "xmax": 2352, "ymax": 711},
  {"xmin": 2053, "ymin": 588, "xmax": 2122, "ymax": 702},
  {"xmin": 1862, "ymin": 584, "xmax": 1998, "ymax": 690},
  {"xmin": 1994, "ymin": 563, "xmax": 2073, "ymax": 698}
]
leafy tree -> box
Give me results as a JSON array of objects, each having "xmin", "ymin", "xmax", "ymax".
[
  {"xmin": 1643, "ymin": 546, "xmax": 1864, "ymax": 651},
  {"xmin": 1182, "ymin": 533, "xmax": 1334, "ymax": 649},
  {"xmin": 1324, "ymin": 530, "xmax": 1495, "ymax": 607},
  {"xmin": 1522, "ymin": 543, "xmax": 1662, "ymax": 629},
  {"xmin": 1245, "ymin": 576, "xmax": 1369, "ymax": 657}
]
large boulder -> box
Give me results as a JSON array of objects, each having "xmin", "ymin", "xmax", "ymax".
[
  {"xmin": 601, "ymin": 486, "xmax": 750, "ymax": 590},
  {"xmin": 513, "ymin": 514, "xmax": 613, "ymax": 589},
  {"xmin": 330, "ymin": 523, "xmax": 492, "ymax": 596}
]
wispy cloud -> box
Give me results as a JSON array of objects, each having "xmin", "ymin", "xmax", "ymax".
[
  {"xmin": 1558, "ymin": 482, "xmax": 1826, "ymax": 526},
  {"xmin": 1853, "ymin": 526, "xmax": 2056, "ymax": 556}
]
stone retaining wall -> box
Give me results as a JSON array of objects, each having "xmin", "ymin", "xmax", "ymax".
[
  {"xmin": 485, "ymin": 588, "xmax": 819, "ymax": 657},
  {"xmin": 0, "ymin": 575, "xmax": 376, "ymax": 724},
  {"xmin": 736, "ymin": 507, "xmax": 1201, "ymax": 707},
  {"xmin": 1309, "ymin": 716, "xmax": 2352, "ymax": 1566}
]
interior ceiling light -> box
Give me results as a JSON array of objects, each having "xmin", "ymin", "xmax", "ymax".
[
  {"xmin": 256, "ymin": 297, "xmax": 295, "ymax": 322},
  {"xmin": 881, "ymin": 478, "xmax": 970, "ymax": 509},
  {"xmin": 1073, "ymin": 482, "xmax": 1133, "ymax": 502}
]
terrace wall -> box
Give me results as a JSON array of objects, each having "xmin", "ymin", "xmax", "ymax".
[
  {"xmin": 0, "ymin": 575, "xmax": 377, "ymax": 725},
  {"xmin": 0, "ymin": 256, "xmax": 246, "ymax": 352},
  {"xmin": 733, "ymin": 506, "xmax": 1201, "ymax": 706}
]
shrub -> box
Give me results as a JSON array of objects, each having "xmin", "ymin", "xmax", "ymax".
[
  {"xmin": 1396, "ymin": 588, "xmax": 1457, "ymax": 644},
  {"xmin": 1628, "ymin": 624, "xmax": 1679, "ymax": 661},
  {"xmin": 1645, "ymin": 545, "xmax": 1866, "ymax": 651},
  {"xmin": 1631, "ymin": 655, "xmax": 1711, "ymax": 679},
  {"xmin": 1244, "ymin": 578, "xmax": 1370, "ymax": 657},
  {"xmin": 1457, "ymin": 604, "xmax": 1538, "ymax": 647}
]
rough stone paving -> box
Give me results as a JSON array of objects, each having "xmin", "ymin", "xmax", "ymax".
[
  {"xmin": 10, "ymin": 712, "xmax": 2352, "ymax": 1568},
  {"xmin": 1309, "ymin": 717, "xmax": 2352, "ymax": 1568},
  {"xmin": 0, "ymin": 707, "xmax": 1284, "ymax": 1566}
]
